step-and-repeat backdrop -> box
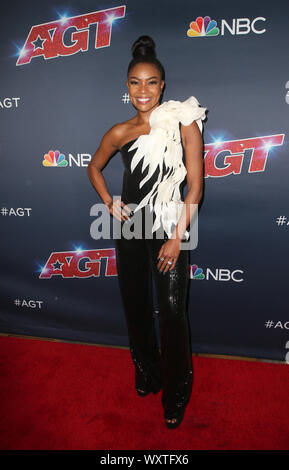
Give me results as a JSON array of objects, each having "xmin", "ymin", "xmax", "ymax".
[{"xmin": 1, "ymin": 0, "xmax": 288, "ymax": 361}]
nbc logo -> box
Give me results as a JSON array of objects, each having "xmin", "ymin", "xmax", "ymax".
[
  {"xmin": 190, "ymin": 264, "xmax": 205, "ymax": 280},
  {"xmin": 190, "ymin": 264, "xmax": 244, "ymax": 282},
  {"xmin": 187, "ymin": 15, "xmax": 266, "ymax": 37},
  {"xmin": 42, "ymin": 150, "xmax": 91, "ymax": 167},
  {"xmin": 43, "ymin": 150, "xmax": 68, "ymax": 167},
  {"xmin": 187, "ymin": 16, "xmax": 219, "ymax": 37}
]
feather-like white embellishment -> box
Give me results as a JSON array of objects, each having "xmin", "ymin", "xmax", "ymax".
[{"xmin": 128, "ymin": 96, "xmax": 207, "ymax": 240}]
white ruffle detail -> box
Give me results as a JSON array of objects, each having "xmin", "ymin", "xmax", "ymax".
[{"xmin": 128, "ymin": 96, "xmax": 207, "ymax": 240}]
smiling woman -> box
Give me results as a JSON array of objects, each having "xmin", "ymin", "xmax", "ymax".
[
  {"xmin": 125, "ymin": 36, "xmax": 165, "ymax": 117},
  {"xmin": 87, "ymin": 35, "xmax": 206, "ymax": 429}
]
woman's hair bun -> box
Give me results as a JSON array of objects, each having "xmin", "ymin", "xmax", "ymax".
[
  {"xmin": 127, "ymin": 34, "xmax": 165, "ymax": 82},
  {"xmin": 131, "ymin": 35, "xmax": 156, "ymax": 59}
]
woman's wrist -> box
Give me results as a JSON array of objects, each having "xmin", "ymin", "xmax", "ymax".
[
  {"xmin": 169, "ymin": 235, "xmax": 182, "ymax": 244},
  {"xmin": 104, "ymin": 199, "xmax": 113, "ymax": 210}
]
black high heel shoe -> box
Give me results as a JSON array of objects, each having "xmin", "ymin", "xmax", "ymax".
[
  {"xmin": 135, "ymin": 368, "xmax": 162, "ymax": 397},
  {"xmin": 136, "ymin": 385, "xmax": 161, "ymax": 396},
  {"xmin": 136, "ymin": 379, "xmax": 162, "ymax": 396},
  {"xmin": 164, "ymin": 406, "xmax": 186, "ymax": 428}
]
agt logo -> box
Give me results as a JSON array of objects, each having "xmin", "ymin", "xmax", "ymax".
[
  {"xmin": 0, "ymin": 97, "xmax": 20, "ymax": 108},
  {"xmin": 16, "ymin": 5, "xmax": 126, "ymax": 66},
  {"xmin": 204, "ymin": 134, "xmax": 283, "ymax": 178},
  {"xmin": 187, "ymin": 15, "xmax": 266, "ymax": 37},
  {"xmin": 39, "ymin": 248, "xmax": 117, "ymax": 278}
]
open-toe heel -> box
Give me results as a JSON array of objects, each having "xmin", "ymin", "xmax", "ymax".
[
  {"xmin": 135, "ymin": 368, "xmax": 151, "ymax": 396},
  {"xmin": 136, "ymin": 380, "xmax": 162, "ymax": 396},
  {"xmin": 135, "ymin": 368, "xmax": 162, "ymax": 397},
  {"xmin": 164, "ymin": 407, "xmax": 186, "ymax": 429},
  {"xmin": 136, "ymin": 388, "xmax": 150, "ymax": 396}
]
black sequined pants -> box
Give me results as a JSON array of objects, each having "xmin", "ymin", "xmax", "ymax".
[{"xmin": 114, "ymin": 214, "xmax": 193, "ymax": 416}]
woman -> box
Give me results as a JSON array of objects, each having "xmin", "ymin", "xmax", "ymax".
[{"xmin": 87, "ymin": 35, "xmax": 206, "ymax": 428}]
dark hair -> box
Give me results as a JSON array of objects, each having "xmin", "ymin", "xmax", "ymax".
[{"xmin": 127, "ymin": 35, "xmax": 165, "ymax": 81}]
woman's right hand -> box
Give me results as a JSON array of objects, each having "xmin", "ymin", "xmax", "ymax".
[{"xmin": 106, "ymin": 197, "xmax": 132, "ymax": 222}]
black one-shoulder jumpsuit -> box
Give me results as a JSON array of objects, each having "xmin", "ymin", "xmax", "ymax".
[{"xmin": 114, "ymin": 138, "xmax": 193, "ymax": 417}]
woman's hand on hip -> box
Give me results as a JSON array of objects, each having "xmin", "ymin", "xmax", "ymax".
[{"xmin": 106, "ymin": 197, "xmax": 131, "ymax": 222}]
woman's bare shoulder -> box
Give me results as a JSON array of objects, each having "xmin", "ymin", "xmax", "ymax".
[{"xmin": 103, "ymin": 118, "xmax": 137, "ymax": 150}]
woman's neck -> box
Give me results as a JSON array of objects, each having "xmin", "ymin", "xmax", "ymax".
[{"xmin": 135, "ymin": 102, "xmax": 160, "ymax": 125}]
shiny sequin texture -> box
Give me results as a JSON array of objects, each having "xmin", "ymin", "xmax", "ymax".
[{"xmin": 114, "ymin": 141, "xmax": 194, "ymax": 418}]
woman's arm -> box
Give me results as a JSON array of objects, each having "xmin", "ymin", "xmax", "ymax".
[
  {"xmin": 171, "ymin": 120, "xmax": 204, "ymax": 241},
  {"xmin": 157, "ymin": 120, "xmax": 203, "ymax": 273},
  {"xmin": 87, "ymin": 126, "xmax": 131, "ymax": 221}
]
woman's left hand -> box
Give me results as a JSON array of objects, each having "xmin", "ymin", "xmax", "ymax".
[{"xmin": 157, "ymin": 238, "xmax": 181, "ymax": 273}]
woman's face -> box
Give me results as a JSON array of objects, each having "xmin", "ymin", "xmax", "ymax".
[{"xmin": 126, "ymin": 62, "xmax": 164, "ymax": 113}]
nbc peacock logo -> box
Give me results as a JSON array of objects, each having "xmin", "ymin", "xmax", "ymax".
[
  {"xmin": 187, "ymin": 16, "xmax": 219, "ymax": 37},
  {"xmin": 42, "ymin": 150, "xmax": 68, "ymax": 167},
  {"xmin": 190, "ymin": 264, "xmax": 205, "ymax": 280}
]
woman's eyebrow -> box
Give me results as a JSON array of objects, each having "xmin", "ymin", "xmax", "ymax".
[{"xmin": 129, "ymin": 76, "xmax": 159, "ymax": 80}]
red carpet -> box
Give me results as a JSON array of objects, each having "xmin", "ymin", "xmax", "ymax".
[{"xmin": 0, "ymin": 335, "xmax": 288, "ymax": 450}]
